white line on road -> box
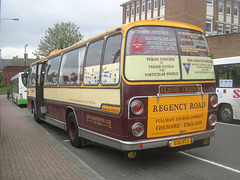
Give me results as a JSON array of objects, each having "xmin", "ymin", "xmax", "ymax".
[
  {"xmin": 180, "ymin": 151, "xmax": 240, "ymax": 174},
  {"xmin": 217, "ymin": 122, "xmax": 240, "ymax": 128}
]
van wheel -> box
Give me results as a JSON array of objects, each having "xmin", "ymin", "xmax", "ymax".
[
  {"xmin": 219, "ymin": 104, "xmax": 233, "ymax": 123},
  {"xmin": 67, "ymin": 112, "xmax": 84, "ymax": 148}
]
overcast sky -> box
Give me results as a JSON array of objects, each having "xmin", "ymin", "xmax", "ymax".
[{"xmin": 0, "ymin": 0, "xmax": 126, "ymax": 59}]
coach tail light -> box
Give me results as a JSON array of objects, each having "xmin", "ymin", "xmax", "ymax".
[
  {"xmin": 210, "ymin": 95, "xmax": 218, "ymax": 108},
  {"xmin": 132, "ymin": 122, "xmax": 144, "ymax": 137},
  {"xmin": 20, "ymin": 93, "xmax": 23, "ymax": 100},
  {"xmin": 208, "ymin": 114, "xmax": 217, "ymax": 126},
  {"xmin": 131, "ymin": 100, "xmax": 144, "ymax": 116}
]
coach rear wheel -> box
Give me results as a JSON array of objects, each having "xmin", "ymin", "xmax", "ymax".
[
  {"xmin": 219, "ymin": 104, "xmax": 233, "ymax": 123},
  {"xmin": 67, "ymin": 112, "xmax": 87, "ymax": 148}
]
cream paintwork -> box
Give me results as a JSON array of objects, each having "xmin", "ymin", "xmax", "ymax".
[
  {"xmin": 44, "ymin": 88, "xmax": 120, "ymax": 108},
  {"xmin": 27, "ymin": 87, "xmax": 36, "ymax": 98}
]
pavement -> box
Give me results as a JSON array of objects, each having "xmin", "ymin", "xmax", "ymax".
[{"xmin": 0, "ymin": 95, "xmax": 104, "ymax": 180}]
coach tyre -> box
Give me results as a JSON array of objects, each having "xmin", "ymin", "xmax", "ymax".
[
  {"xmin": 219, "ymin": 104, "xmax": 233, "ymax": 123},
  {"xmin": 67, "ymin": 112, "xmax": 83, "ymax": 148}
]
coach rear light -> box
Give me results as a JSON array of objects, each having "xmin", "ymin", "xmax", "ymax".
[
  {"xmin": 132, "ymin": 122, "xmax": 144, "ymax": 137},
  {"xmin": 131, "ymin": 100, "xmax": 144, "ymax": 115},
  {"xmin": 210, "ymin": 95, "xmax": 218, "ymax": 108},
  {"xmin": 208, "ymin": 114, "xmax": 217, "ymax": 126},
  {"xmin": 20, "ymin": 93, "xmax": 23, "ymax": 100}
]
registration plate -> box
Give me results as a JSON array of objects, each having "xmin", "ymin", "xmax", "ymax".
[{"xmin": 170, "ymin": 138, "xmax": 192, "ymax": 147}]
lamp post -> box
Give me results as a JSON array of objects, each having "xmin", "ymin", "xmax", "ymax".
[
  {"xmin": 24, "ymin": 44, "xmax": 28, "ymax": 68},
  {"xmin": 0, "ymin": 18, "xmax": 19, "ymax": 30},
  {"xmin": 0, "ymin": 18, "xmax": 19, "ymax": 21},
  {"xmin": 0, "ymin": 18, "xmax": 19, "ymax": 60}
]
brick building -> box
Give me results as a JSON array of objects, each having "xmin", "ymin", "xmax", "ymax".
[
  {"xmin": 206, "ymin": 0, "xmax": 240, "ymax": 36},
  {"xmin": 120, "ymin": 0, "xmax": 240, "ymax": 58},
  {"xmin": 1, "ymin": 66, "xmax": 26, "ymax": 85},
  {"xmin": 121, "ymin": 0, "xmax": 240, "ymax": 34},
  {"xmin": 207, "ymin": 32, "xmax": 240, "ymax": 58},
  {"xmin": 0, "ymin": 56, "xmax": 37, "ymax": 85}
]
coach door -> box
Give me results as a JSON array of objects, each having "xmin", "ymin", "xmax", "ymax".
[{"xmin": 35, "ymin": 62, "xmax": 46, "ymax": 119}]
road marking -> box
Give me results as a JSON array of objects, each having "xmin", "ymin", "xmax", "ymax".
[
  {"xmin": 217, "ymin": 122, "xmax": 240, "ymax": 128},
  {"xmin": 180, "ymin": 151, "xmax": 240, "ymax": 174}
]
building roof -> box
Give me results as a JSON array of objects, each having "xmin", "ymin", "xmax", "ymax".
[
  {"xmin": 0, "ymin": 59, "xmax": 13, "ymax": 71},
  {"xmin": 0, "ymin": 57, "xmax": 37, "ymax": 71},
  {"xmin": 120, "ymin": 0, "xmax": 133, "ymax": 6}
]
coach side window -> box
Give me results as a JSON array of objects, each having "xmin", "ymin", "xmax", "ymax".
[
  {"xmin": 102, "ymin": 34, "xmax": 122, "ymax": 85},
  {"xmin": 44, "ymin": 56, "xmax": 61, "ymax": 86},
  {"xmin": 59, "ymin": 46, "xmax": 86, "ymax": 85},
  {"xmin": 215, "ymin": 64, "xmax": 240, "ymax": 88},
  {"xmin": 84, "ymin": 39, "xmax": 104, "ymax": 85},
  {"xmin": 37, "ymin": 64, "xmax": 42, "ymax": 86},
  {"xmin": 29, "ymin": 65, "xmax": 37, "ymax": 87}
]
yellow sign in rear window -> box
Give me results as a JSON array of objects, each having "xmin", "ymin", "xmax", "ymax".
[{"xmin": 147, "ymin": 94, "xmax": 208, "ymax": 138}]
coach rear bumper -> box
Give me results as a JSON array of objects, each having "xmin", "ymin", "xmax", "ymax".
[{"xmin": 79, "ymin": 128, "xmax": 215, "ymax": 151}]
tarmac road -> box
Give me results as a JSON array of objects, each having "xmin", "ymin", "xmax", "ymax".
[{"xmin": 21, "ymin": 106, "xmax": 240, "ymax": 180}]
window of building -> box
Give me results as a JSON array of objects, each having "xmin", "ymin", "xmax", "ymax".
[
  {"xmin": 207, "ymin": 0, "xmax": 213, "ymax": 5},
  {"xmin": 131, "ymin": 5, "xmax": 134, "ymax": 16},
  {"xmin": 206, "ymin": 19, "xmax": 213, "ymax": 32},
  {"xmin": 225, "ymin": 27, "xmax": 231, "ymax": 34},
  {"xmin": 84, "ymin": 39, "xmax": 104, "ymax": 85},
  {"xmin": 218, "ymin": 25, "xmax": 223, "ymax": 34},
  {"xmin": 154, "ymin": 0, "xmax": 158, "ymax": 9},
  {"xmin": 234, "ymin": 6, "xmax": 239, "ymax": 16},
  {"xmin": 59, "ymin": 47, "xmax": 86, "ymax": 85},
  {"xmin": 148, "ymin": 0, "xmax": 151, "ymax": 11},
  {"xmin": 126, "ymin": 7, "xmax": 129, "ymax": 17},
  {"xmin": 102, "ymin": 34, "xmax": 122, "ymax": 85},
  {"xmin": 233, "ymin": 27, "xmax": 238, "ymax": 33},
  {"xmin": 44, "ymin": 56, "xmax": 61, "ymax": 86},
  {"xmin": 161, "ymin": 0, "xmax": 165, "ymax": 7},
  {"xmin": 227, "ymin": 4, "xmax": 231, "ymax": 15},
  {"xmin": 142, "ymin": 1, "xmax": 145, "ymax": 13},
  {"xmin": 219, "ymin": 1, "xmax": 224, "ymax": 13},
  {"xmin": 137, "ymin": 2, "xmax": 140, "ymax": 14}
]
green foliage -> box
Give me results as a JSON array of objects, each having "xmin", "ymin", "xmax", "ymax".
[
  {"xmin": 211, "ymin": 53, "xmax": 215, "ymax": 59},
  {"xmin": 34, "ymin": 22, "xmax": 83, "ymax": 58},
  {"xmin": 0, "ymin": 71, "xmax": 2, "ymax": 84},
  {"xmin": 0, "ymin": 84, "xmax": 11, "ymax": 94}
]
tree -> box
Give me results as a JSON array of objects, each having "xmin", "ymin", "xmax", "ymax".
[{"xmin": 34, "ymin": 22, "xmax": 83, "ymax": 58}]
